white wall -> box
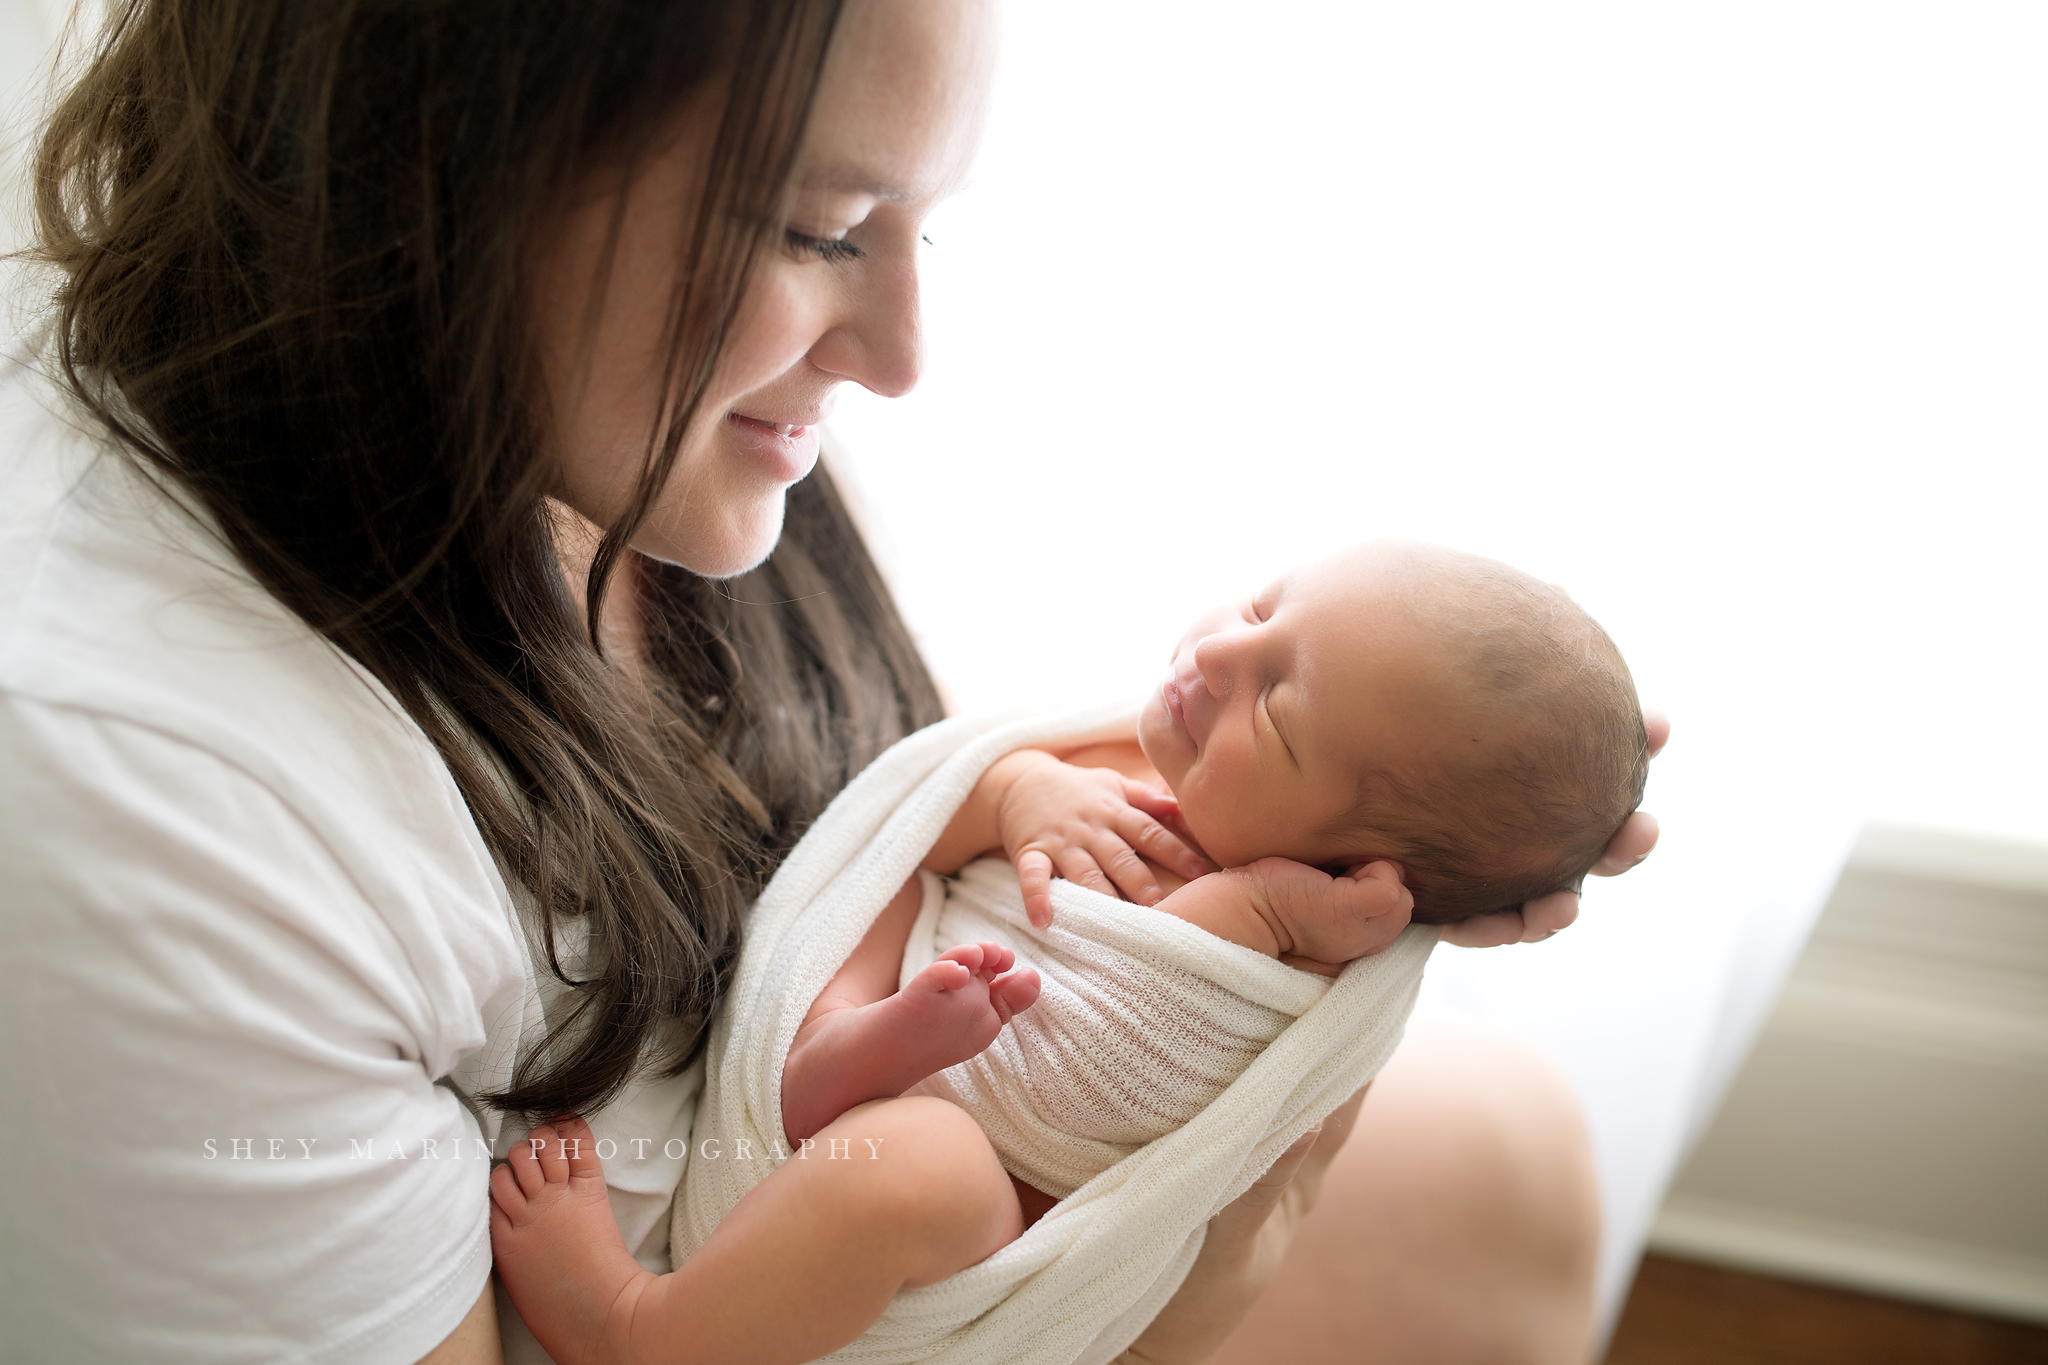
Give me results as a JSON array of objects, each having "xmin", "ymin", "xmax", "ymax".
[{"xmin": 830, "ymin": 1, "xmax": 2048, "ymax": 859}]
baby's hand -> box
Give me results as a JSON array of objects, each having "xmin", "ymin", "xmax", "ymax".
[
  {"xmin": 1233, "ymin": 858, "xmax": 1415, "ymax": 975},
  {"xmin": 995, "ymin": 752, "xmax": 1215, "ymax": 928}
]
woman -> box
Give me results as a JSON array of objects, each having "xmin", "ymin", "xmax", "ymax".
[{"xmin": 0, "ymin": 0, "xmax": 1657, "ymax": 1360}]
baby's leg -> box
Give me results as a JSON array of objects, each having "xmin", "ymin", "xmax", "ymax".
[
  {"xmin": 491, "ymin": 1099, "xmax": 1021, "ymax": 1365},
  {"xmin": 783, "ymin": 875, "xmax": 1040, "ymax": 1141}
]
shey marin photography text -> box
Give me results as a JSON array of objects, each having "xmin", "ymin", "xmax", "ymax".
[{"xmin": 199, "ymin": 1134, "xmax": 890, "ymax": 1162}]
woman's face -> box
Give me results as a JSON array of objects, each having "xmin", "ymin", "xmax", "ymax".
[{"xmin": 530, "ymin": 0, "xmax": 996, "ymax": 577}]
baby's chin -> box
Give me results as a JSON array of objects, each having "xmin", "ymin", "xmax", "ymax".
[
  {"xmin": 1134, "ymin": 691, "xmax": 1179, "ymax": 779},
  {"xmin": 1181, "ymin": 807, "xmax": 1356, "ymax": 874}
]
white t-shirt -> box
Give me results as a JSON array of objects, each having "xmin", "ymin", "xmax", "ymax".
[{"xmin": 0, "ymin": 345, "xmax": 703, "ymax": 1363}]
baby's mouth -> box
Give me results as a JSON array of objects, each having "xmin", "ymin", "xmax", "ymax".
[{"xmin": 1162, "ymin": 675, "xmax": 1190, "ymax": 735}]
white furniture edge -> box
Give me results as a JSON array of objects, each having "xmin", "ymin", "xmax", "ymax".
[{"xmin": 1652, "ymin": 1193, "xmax": 2048, "ymax": 1325}]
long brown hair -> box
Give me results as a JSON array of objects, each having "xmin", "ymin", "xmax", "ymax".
[{"xmin": 31, "ymin": 0, "xmax": 944, "ymax": 1117}]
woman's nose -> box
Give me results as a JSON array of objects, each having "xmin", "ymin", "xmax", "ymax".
[{"xmin": 809, "ymin": 247, "xmax": 922, "ymax": 399}]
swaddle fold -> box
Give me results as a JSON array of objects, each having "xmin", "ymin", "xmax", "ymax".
[
  {"xmin": 674, "ymin": 704, "xmax": 1436, "ymax": 1365},
  {"xmin": 903, "ymin": 858, "xmax": 1338, "ymax": 1199}
]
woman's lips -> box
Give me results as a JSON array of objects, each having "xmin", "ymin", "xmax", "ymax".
[{"xmin": 725, "ymin": 412, "xmax": 820, "ymax": 482}]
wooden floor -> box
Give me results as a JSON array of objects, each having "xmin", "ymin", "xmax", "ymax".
[{"xmin": 1604, "ymin": 1256, "xmax": 2048, "ymax": 1365}]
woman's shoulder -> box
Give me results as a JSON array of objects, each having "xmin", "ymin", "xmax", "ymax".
[{"xmin": 0, "ymin": 350, "xmax": 525, "ymax": 1026}]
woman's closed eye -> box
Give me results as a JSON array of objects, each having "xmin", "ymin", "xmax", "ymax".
[{"xmin": 784, "ymin": 228, "xmax": 866, "ymax": 263}]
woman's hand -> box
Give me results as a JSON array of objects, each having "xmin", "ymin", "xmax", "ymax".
[
  {"xmin": 1111, "ymin": 1087, "xmax": 1370, "ymax": 1364},
  {"xmin": 1442, "ymin": 708, "xmax": 1670, "ymax": 948},
  {"xmin": 996, "ymin": 752, "xmax": 1215, "ymax": 927}
]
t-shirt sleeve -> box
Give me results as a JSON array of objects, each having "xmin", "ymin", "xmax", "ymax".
[{"xmin": 0, "ymin": 697, "xmax": 502, "ymax": 1365}]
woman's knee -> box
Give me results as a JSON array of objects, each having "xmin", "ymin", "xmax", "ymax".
[
  {"xmin": 1366, "ymin": 1016, "xmax": 1600, "ymax": 1264},
  {"xmin": 1213, "ymin": 1017, "xmax": 1599, "ymax": 1365}
]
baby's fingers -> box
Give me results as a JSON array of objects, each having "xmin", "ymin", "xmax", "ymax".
[
  {"xmin": 1017, "ymin": 849, "xmax": 1057, "ymax": 929},
  {"xmin": 1113, "ymin": 806, "xmax": 1214, "ymax": 883},
  {"xmin": 1116, "ymin": 777, "xmax": 1180, "ymax": 822},
  {"xmin": 1345, "ymin": 859, "xmax": 1414, "ymax": 916},
  {"xmin": 1089, "ymin": 830, "xmax": 1164, "ymax": 907},
  {"xmin": 1052, "ymin": 845, "xmax": 1119, "ymax": 904}
]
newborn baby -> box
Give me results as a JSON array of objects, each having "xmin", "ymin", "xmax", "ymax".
[
  {"xmin": 491, "ymin": 540, "xmax": 1646, "ymax": 1362},
  {"xmin": 781, "ymin": 539, "xmax": 1649, "ymax": 1147}
]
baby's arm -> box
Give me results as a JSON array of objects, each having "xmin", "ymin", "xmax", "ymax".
[
  {"xmin": 924, "ymin": 749, "xmax": 1215, "ymax": 927},
  {"xmin": 781, "ymin": 877, "xmax": 1040, "ymax": 1142},
  {"xmin": 1157, "ymin": 859, "xmax": 1415, "ymax": 975}
]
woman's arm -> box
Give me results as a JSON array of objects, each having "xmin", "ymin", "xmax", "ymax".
[
  {"xmin": 1110, "ymin": 1088, "xmax": 1370, "ymax": 1364},
  {"xmin": 1, "ymin": 702, "xmax": 515, "ymax": 1363}
]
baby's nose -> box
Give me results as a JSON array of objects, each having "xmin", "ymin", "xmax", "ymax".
[{"xmin": 1193, "ymin": 631, "xmax": 1248, "ymax": 697}]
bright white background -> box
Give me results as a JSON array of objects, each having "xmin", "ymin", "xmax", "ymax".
[{"xmin": 832, "ymin": 0, "xmax": 2048, "ymax": 859}]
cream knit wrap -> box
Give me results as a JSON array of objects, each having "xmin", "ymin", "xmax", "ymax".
[{"xmin": 673, "ymin": 704, "xmax": 1436, "ymax": 1365}]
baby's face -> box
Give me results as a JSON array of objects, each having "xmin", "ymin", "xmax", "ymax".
[{"xmin": 1137, "ymin": 544, "xmax": 1479, "ymax": 870}]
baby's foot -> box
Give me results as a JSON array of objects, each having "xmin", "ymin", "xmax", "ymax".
[
  {"xmin": 783, "ymin": 943, "xmax": 1040, "ymax": 1142},
  {"xmin": 489, "ymin": 1116, "xmax": 652, "ymax": 1365}
]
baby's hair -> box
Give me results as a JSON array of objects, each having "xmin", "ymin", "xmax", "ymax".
[{"xmin": 1330, "ymin": 548, "xmax": 1649, "ymax": 924}]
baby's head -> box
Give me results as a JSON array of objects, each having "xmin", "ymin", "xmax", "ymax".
[{"xmin": 1137, "ymin": 542, "xmax": 1647, "ymax": 924}]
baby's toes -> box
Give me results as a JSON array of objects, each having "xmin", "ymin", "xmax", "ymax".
[
  {"xmin": 990, "ymin": 967, "xmax": 1041, "ymax": 1024},
  {"xmin": 551, "ymin": 1114, "xmax": 605, "ymax": 1184},
  {"xmin": 972, "ymin": 942, "xmax": 1015, "ymax": 980},
  {"xmin": 504, "ymin": 1131, "xmax": 549, "ymax": 1198},
  {"xmin": 936, "ymin": 942, "xmax": 987, "ymax": 975},
  {"xmin": 523, "ymin": 1123, "xmax": 576, "ymax": 1186},
  {"xmin": 908, "ymin": 958, "xmax": 973, "ymax": 998},
  {"xmin": 490, "ymin": 1159, "xmax": 528, "ymax": 1215}
]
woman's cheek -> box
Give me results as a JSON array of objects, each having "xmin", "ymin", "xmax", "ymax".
[{"xmin": 721, "ymin": 269, "xmax": 830, "ymax": 390}]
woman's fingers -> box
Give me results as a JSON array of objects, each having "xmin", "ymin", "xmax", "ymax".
[
  {"xmin": 1517, "ymin": 889, "xmax": 1581, "ymax": 939},
  {"xmin": 1255, "ymin": 1123, "xmax": 1323, "ymax": 1190},
  {"xmin": 1441, "ymin": 908, "xmax": 1528, "ymax": 948},
  {"xmin": 1202, "ymin": 1122, "xmax": 1321, "ymax": 1263},
  {"xmin": 1441, "ymin": 886, "xmax": 1582, "ymax": 948},
  {"xmin": 1643, "ymin": 707, "xmax": 1670, "ymax": 757},
  {"xmin": 1592, "ymin": 810, "xmax": 1659, "ymax": 876}
]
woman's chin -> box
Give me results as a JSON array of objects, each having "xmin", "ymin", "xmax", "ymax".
[{"xmin": 633, "ymin": 500, "xmax": 788, "ymax": 578}]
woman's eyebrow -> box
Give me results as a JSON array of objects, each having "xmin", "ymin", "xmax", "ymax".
[{"xmin": 800, "ymin": 166, "xmax": 911, "ymax": 201}]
